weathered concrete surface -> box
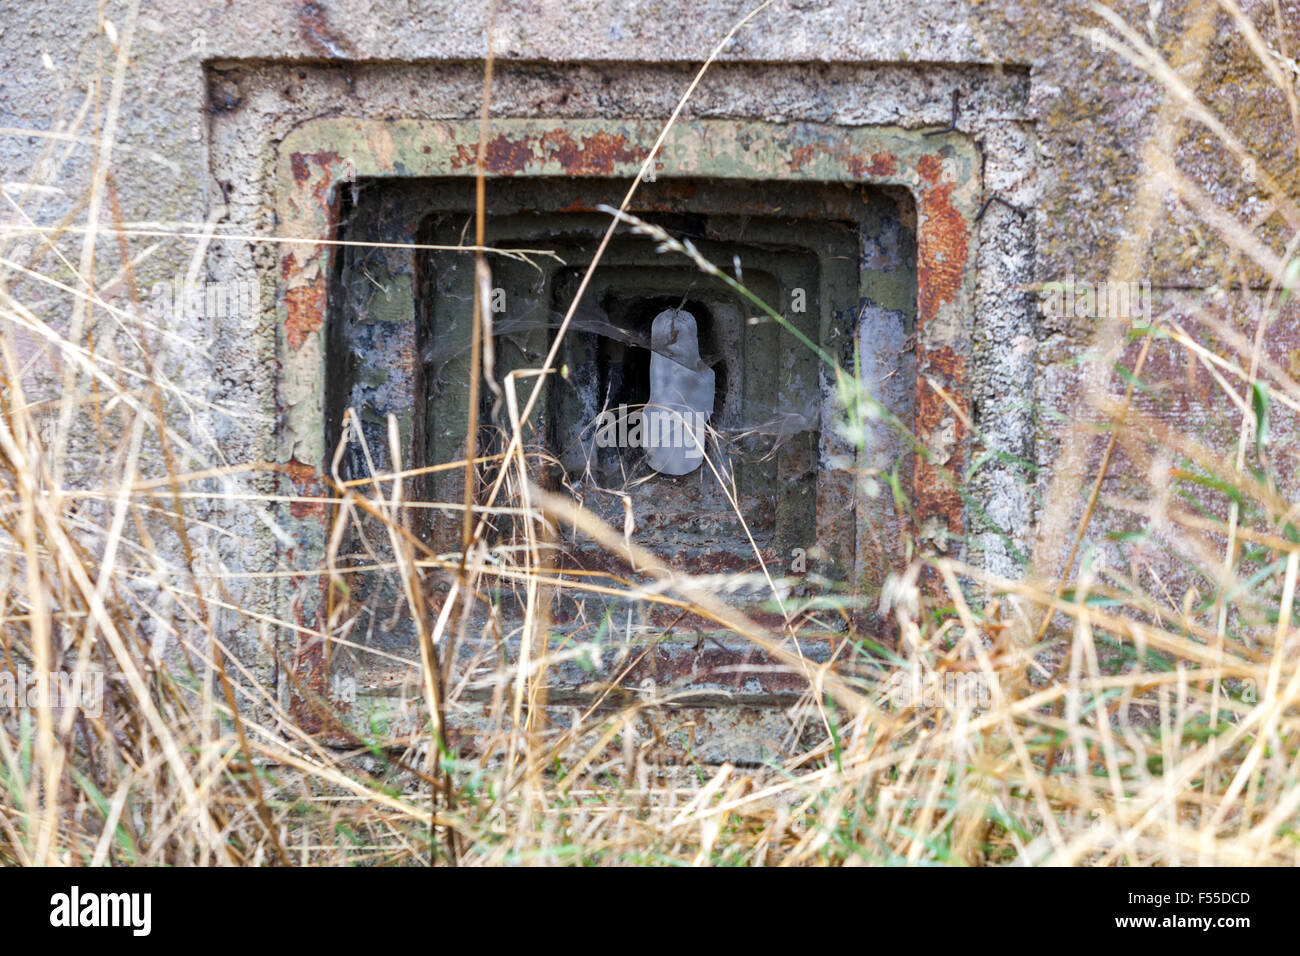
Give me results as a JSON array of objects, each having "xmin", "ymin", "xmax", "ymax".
[{"xmin": 2, "ymin": 0, "xmax": 1297, "ymax": 753}]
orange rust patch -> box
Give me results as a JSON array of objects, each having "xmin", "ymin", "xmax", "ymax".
[
  {"xmin": 449, "ymin": 143, "xmax": 473, "ymax": 169},
  {"xmin": 911, "ymin": 153, "xmax": 972, "ymax": 544},
  {"xmin": 450, "ymin": 134, "xmax": 536, "ymax": 174},
  {"xmin": 913, "ymin": 349, "xmax": 968, "ymax": 539},
  {"xmin": 541, "ymin": 129, "xmax": 640, "ymax": 175},
  {"xmin": 312, "ymin": 151, "xmax": 342, "ymax": 208},
  {"xmin": 916, "ymin": 178, "xmax": 968, "ymax": 318},
  {"xmin": 846, "ymin": 152, "xmax": 898, "ymax": 178},
  {"xmin": 284, "ymin": 282, "xmax": 325, "ymax": 350},
  {"xmin": 285, "ymin": 459, "xmax": 325, "ymax": 519},
  {"xmin": 290, "ymin": 149, "xmax": 341, "ymax": 185},
  {"xmin": 914, "ymin": 347, "xmax": 967, "ymax": 436},
  {"xmin": 916, "ymin": 153, "xmax": 943, "ymax": 184},
  {"xmin": 284, "ymin": 458, "xmax": 321, "ymax": 491},
  {"xmin": 787, "ymin": 144, "xmax": 817, "ymax": 172},
  {"xmin": 483, "ymin": 134, "xmax": 536, "ymax": 174}
]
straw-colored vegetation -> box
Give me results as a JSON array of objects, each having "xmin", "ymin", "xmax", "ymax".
[{"xmin": 2, "ymin": 1, "xmax": 1299, "ymax": 865}]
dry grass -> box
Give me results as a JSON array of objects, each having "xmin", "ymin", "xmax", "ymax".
[{"xmin": 1, "ymin": 0, "xmax": 1299, "ymax": 865}]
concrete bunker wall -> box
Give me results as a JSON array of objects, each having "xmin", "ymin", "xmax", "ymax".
[{"xmin": 200, "ymin": 61, "xmax": 1035, "ymax": 755}]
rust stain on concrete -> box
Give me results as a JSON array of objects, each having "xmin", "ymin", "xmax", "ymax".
[
  {"xmin": 285, "ymin": 458, "xmax": 326, "ymax": 519},
  {"xmin": 846, "ymin": 151, "xmax": 899, "ymax": 178},
  {"xmin": 449, "ymin": 133, "xmax": 538, "ymax": 174},
  {"xmin": 541, "ymin": 129, "xmax": 641, "ymax": 175},
  {"xmin": 913, "ymin": 348, "xmax": 968, "ymax": 538},
  {"xmin": 289, "ymin": 149, "xmax": 341, "ymax": 188},
  {"xmin": 787, "ymin": 144, "xmax": 817, "ymax": 172},
  {"xmin": 284, "ymin": 281, "xmax": 325, "ymax": 350},
  {"xmin": 910, "ymin": 152, "xmax": 972, "ymax": 545},
  {"xmin": 916, "ymin": 165, "xmax": 968, "ymax": 318}
]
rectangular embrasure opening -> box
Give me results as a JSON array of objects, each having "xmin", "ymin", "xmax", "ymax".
[{"xmin": 326, "ymin": 176, "xmax": 916, "ymax": 650}]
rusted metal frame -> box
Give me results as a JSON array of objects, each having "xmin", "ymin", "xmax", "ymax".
[{"xmin": 273, "ymin": 118, "xmax": 980, "ymax": 728}]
